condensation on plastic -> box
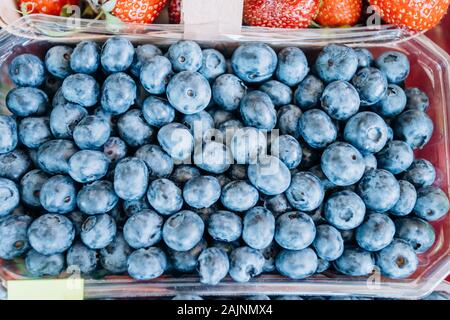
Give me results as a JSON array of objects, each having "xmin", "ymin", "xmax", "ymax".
[{"xmin": 0, "ymin": 16, "xmax": 449, "ymax": 300}]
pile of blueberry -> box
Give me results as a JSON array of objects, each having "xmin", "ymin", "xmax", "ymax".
[{"xmin": 0, "ymin": 37, "xmax": 449, "ymax": 285}]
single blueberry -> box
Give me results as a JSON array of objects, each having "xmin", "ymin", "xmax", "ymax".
[
  {"xmin": 25, "ymin": 249, "xmax": 65, "ymax": 277},
  {"xmin": 39, "ymin": 175, "xmax": 77, "ymax": 214},
  {"xmin": 248, "ymin": 155, "xmax": 291, "ymax": 196},
  {"xmin": 68, "ymin": 150, "xmax": 109, "ymax": 183},
  {"xmin": 183, "ymin": 175, "xmax": 221, "ymax": 209},
  {"xmin": 401, "ymin": 159, "xmax": 436, "ymax": 188},
  {"xmin": 171, "ymin": 165, "xmax": 201, "ymax": 186},
  {"xmin": 207, "ymin": 211, "xmax": 242, "ymax": 242},
  {"xmin": 324, "ymin": 190, "xmax": 366, "ymax": 230},
  {"xmin": 321, "ymin": 81, "xmax": 360, "ymax": 120},
  {"xmin": 182, "ymin": 110, "xmax": 215, "ymax": 141},
  {"xmin": 123, "ymin": 209, "xmax": 163, "ymax": 249},
  {"xmin": 212, "ymin": 74, "xmax": 247, "ymax": 111},
  {"xmin": 162, "ymin": 210, "xmax": 204, "ymax": 251},
  {"xmin": 375, "ymin": 51, "xmax": 410, "ymax": 84},
  {"xmin": 275, "ymin": 211, "xmax": 316, "ymax": 250},
  {"xmin": 168, "ymin": 40, "xmax": 203, "ymax": 72},
  {"xmin": 219, "ymin": 119, "xmax": 244, "ymax": 146},
  {"xmin": 390, "ymin": 180, "xmax": 417, "ymax": 216},
  {"xmin": 199, "ymin": 49, "xmax": 227, "ymax": 82},
  {"xmin": 285, "ymin": 172, "xmax": 324, "ymax": 211},
  {"xmin": 315, "ymin": 44, "xmax": 358, "ymax": 83},
  {"xmin": 352, "ymin": 67, "xmax": 388, "ymax": 106},
  {"xmin": 276, "ymin": 47, "xmax": 309, "ymax": 87},
  {"xmin": 50, "ymin": 103, "xmax": 88, "ymax": 139},
  {"xmin": 101, "ymin": 72, "xmax": 137, "ymax": 115},
  {"xmin": 77, "ymin": 180, "xmax": 118, "ymax": 215},
  {"xmin": 193, "ymin": 141, "xmax": 232, "ymax": 174},
  {"xmin": 62, "ymin": 74, "xmax": 100, "ymax": 107},
  {"xmin": 276, "ymin": 104, "xmax": 302, "ymax": 139},
  {"xmin": 376, "ymin": 239, "xmax": 418, "ymax": 279},
  {"xmin": 263, "ymin": 193, "xmax": 292, "ymax": 217},
  {"xmin": 140, "ymin": 55, "xmax": 173, "ymax": 94},
  {"xmin": 147, "ymin": 179, "xmax": 183, "ymax": 215},
  {"xmin": 0, "ymin": 148, "xmax": 32, "ymax": 181},
  {"xmin": 405, "ymin": 87, "xmax": 429, "ymax": 112},
  {"xmin": 259, "ymin": 80, "xmax": 293, "ymax": 107},
  {"xmin": 37, "ymin": 139, "xmax": 78, "ymax": 174},
  {"xmin": 123, "ymin": 197, "xmax": 150, "ymax": 217},
  {"xmin": 334, "ymin": 246, "xmax": 375, "ymax": 276},
  {"xmin": 130, "ymin": 44, "xmax": 162, "ymax": 77},
  {"xmin": 6, "ymin": 87, "xmax": 48, "ymax": 117},
  {"xmin": 344, "ymin": 112, "xmax": 389, "ymax": 153},
  {"xmin": 19, "ymin": 169, "xmax": 49, "ymax": 207},
  {"xmin": 230, "ymin": 127, "xmax": 267, "ymax": 164},
  {"xmin": 294, "ymin": 75, "xmax": 324, "ymax": 110},
  {"xmin": 0, "ymin": 115, "xmax": 18, "ymax": 154},
  {"xmin": 414, "ymin": 186, "xmax": 450, "ymax": 222},
  {"xmin": 372, "ymin": 84, "xmax": 407, "ymax": 117},
  {"xmin": 66, "ymin": 241, "xmax": 98, "ymax": 274},
  {"xmin": 19, "ymin": 116, "xmax": 52, "ymax": 149},
  {"xmin": 395, "ymin": 217, "xmax": 435, "ymax": 254},
  {"xmin": 70, "ymin": 41, "xmax": 100, "ymax": 74},
  {"xmin": 9, "ymin": 53, "xmax": 45, "ymax": 87},
  {"xmin": 127, "ymin": 247, "xmax": 167, "ymax": 280},
  {"xmin": 157, "ymin": 123, "xmax": 194, "ymax": 161},
  {"xmin": 376, "ymin": 140, "xmax": 414, "ymax": 174},
  {"xmin": 209, "ymin": 107, "xmax": 234, "ymax": 127},
  {"xmin": 0, "ymin": 214, "xmax": 31, "ymax": 259},
  {"xmin": 393, "ymin": 109, "xmax": 434, "ymax": 149},
  {"xmin": 101, "ymin": 37, "xmax": 135, "ymax": 73},
  {"xmin": 354, "ymin": 48, "xmax": 374, "ymax": 68},
  {"xmin": 81, "ymin": 214, "xmax": 117, "ymax": 249},
  {"xmin": 103, "ymin": 137, "xmax": 128, "ymax": 164},
  {"xmin": 45, "ymin": 45, "xmax": 73, "ymax": 78},
  {"xmin": 117, "ymin": 109, "xmax": 153, "ymax": 148},
  {"xmin": 99, "ymin": 232, "xmax": 131, "ymax": 273},
  {"xmin": 73, "ymin": 115, "xmax": 111, "ymax": 150},
  {"xmin": 231, "ymin": 43, "xmax": 277, "ymax": 83},
  {"xmin": 275, "ymin": 248, "xmax": 318, "ymax": 280},
  {"xmin": 114, "ymin": 157, "xmax": 149, "ymax": 201},
  {"xmin": 298, "ymin": 109, "xmax": 337, "ymax": 149},
  {"xmin": 221, "ymin": 180, "xmax": 259, "ymax": 212},
  {"xmin": 240, "ymin": 91, "xmax": 277, "ymax": 131},
  {"xmin": 198, "ymin": 247, "xmax": 229, "ymax": 285},
  {"xmin": 313, "ymin": 224, "xmax": 344, "ymax": 262},
  {"xmin": 242, "ymin": 206, "xmax": 275, "ymax": 250},
  {"xmin": 229, "ymin": 246, "xmax": 265, "ymax": 282},
  {"xmin": 135, "ymin": 144, "xmax": 174, "ymax": 179},
  {"xmin": 52, "ymin": 87, "xmax": 67, "ymax": 108},
  {"xmin": 168, "ymin": 238, "xmax": 207, "ymax": 273},
  {"xmin": 356, "ymin": 213, "xmax": 395, "ymax": 252}
]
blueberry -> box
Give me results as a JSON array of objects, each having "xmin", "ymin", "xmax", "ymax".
[
  {"xmin": 372, "ymin": 84, "xmax": 406, "ymax": 117},
  {"xmin": 0, "ymin": 214, "xmax": 31, "ymax": 259},
  {"xmin": 229, "ymin": 246, "xmax": 265, "ymax": 282},
  {"xmin": 25, "ymin": 249, "xmax": 65, "ymax": 277},
  {"xmin": 402, "ymin": 159, "xmax": 436, "ymax": 188},
  {"xmin": 390, "ymin": 180, "xmax": 417, "ymax": 216},
  {"xmin": 352, "ymin": 67, "xmax": 388, "ymax": 106},
  {"xmin": 183, "ymin": 175, "xmax": 221, "ymax": 209},
  {"xmin": 221, "ymin": 180, "xmax": 259, "ymax": 212},
  {"xmin": 135, "ymin": 144, "xmax": 174, "ymax": 179},
  {"xmin": 147, "ymin": 179, "xmax": 183, "ymax": 215},
  {"xmin": 227, "ymin": 164, "xmax": 247, "ymax": 180},
  {"xmin": 219, "ymin": 119, "xmax": 244, "ymax": 146},
  {"xmin": 298, "ymin": 109, "xmax": 337, "ymax": 149},
  {"xmin": 101, "ymin": 72, "xmax": 137, "ymax": 115},
  {"xmin": 363, "ymin": 152, "xmax": 377, "ymax": 173},
  {"xmin": 0, "ymin": 115, "xmax": 18, "ymax": 154},
  {"xmin": 321, "ymin": 142, "xmax": 365, "ymax": 186},
  {"xmin": 375, "ymin": 51, "xmax": 410, "ymax": 84},
  {"xmin": 103, "ymin": 137, "xmax": 128, "ymax": 164},
  {"xmin": 68, "ymin": 150, "xmax": 109, "ymax": 183},
  {"xmin": 182, "ymin": 111, "xmax": 215, "ymax": 140},
  {"xmin": 285, "ymin": 172, "xmax": 324, "ymax": 211},
  {"xmin": 73, "ymin": 115, "xmax": 111, "ymax": 150},
  {"xmin": 263, "ymin": 193, "xmax": 292, "ymax": 217},
  {"xmin": 248, "ymin": 155, "xmax": 291, "ymax": 196},
  {"xmin": 212, "ymin": 74, "xmax": 247, "ymax": 112},
  {"xmin": 81, "ymin": 214, "xmax": 116, "ymax": 249},
  {"xmin": 122, "ymin": 209, "xmax": 163, "ymax": 249},
  {"xmin": 123, "ymin": 197, "xmax": 150, "ymax": 217},
  {"xmin": 376, "ymin": 239, "xmax": 418, "ymax": 279},
  {"xmin": 240, "ymin": 91, "xmax": 277, "ymax": 131},
  {"xmin": 334, "ymin": 246, "xmax": 375, "ymax": 276},
  {"xmin": 157, "ymin": 123, "xmax": 194, "ymax": 161},
  {"xmin": 259, "ymin": 80, "xmax": 293, "ymax": 107},
  {"xmin": 39, "ymin": 175, "xmax": 77, "ymax": 214},
  {"xmin": 171, "ymin": 165, "xmax": 201, "ymax": 186},
  {"xmin": 127, "ymin": 247, "xmax": 167, "ymax": 280},
  {"xmin": 168, "ymin": 40, "xmax": 203, "ymax": 72},
  {"xmin": 131, "ymin": 44, "xmax": 162, "ymax": 77},
  {"xmin": 9, "ymin": 54, "xmax": 45, "ymax": 87},
  {"xmin": 393, "ymin": 109, "xmax": 434, "ymax": 149},
  {"xmin": 414, "ymin": 186, "xmax": 450, "ymax": 221},
  {"xmin": 321, "ymin": 81, "xmax": 360, "ymax": 120},
  {"xmin": 355, "ymin": 213, "xmax": 395, "ymax": 252},
  {"xmin": 168, "ymin": 238, "xmax": 207, "ymax": 273},
  {"xmin": 6, "ymin": 87, "xmax": 48, "ymax": 117},
  {"xmin": 395, "ymin": 217, "xmax": 435, "ymax": 253},
  {"xmin": 354, "ymin": 48, "xmax": 374, "ymax": 68},
  {"xmin": 19, "ymin": 116, "xmax": 52, "ymax": 149},
  {"xmin": 209, "ymin": 108, "xmax": 234, "ymax": 127},
  {"xmin": 242, "ymin": 207, "xmax": 275, "ymax": 250},
  {"xmin": 99, "ymin": 232, "xmax": 131, "ymax": 273},
  {"xmin": 276, "ymin": 47, "xmax": 309, "ymax": 87},
  {"xmin": 294, "ymin": 75, "xmax": 324, "ymax": 110},
  {"xmin": 0, "ymin": 148, "xmax": 32, "ymax": 181},
  {"xmin": 101, "ymin": 37, "xmax": 135, "ymax": 73},
  {"xmin": 49, "ymin": 103, "xmax": 87, "ymax": 139},
  {"xmin": 198, "ymin": 247, "xmax": 229, "ymax": 285},
  {"xmin": 70, "ymin": 41, "xmax": 100, "ymax": 74},
  {"xmin": 66, "ymin": 241, "xmax": 98, "ymax": 274},
  {"xmin": 315, "ymin": 44, "xmax": 358, "ymax": 83},
  {"xmin": 62, "ymin": 74, "xmax": 99, "ymax": 107},
  {"xmin": 141, "ymin": 101, "xmax": 174, "ymax": 136},
  {"xmin": 316, "ymin": 258, "xmax": 330, "ymax": 274},
  {"xmin": 231, "ymin": 43, "xmax": 277, "ymax": 83},
  {"xmin": 114, "ymin": 157, "xmax": 149, "ymax": 201},
  {"xmin": 376, "ymin": 140, "xmax": 414, "ymax": 175},
  {"xmin": 207, "ymin": 210, "xmax": 242, "ymax": 242},
  {"xmin": 313, "ymin": 224, "xmax": 344, "ymax": 261},
  {"xmin": 77, "ymin": 180, "xmax": 118, "ymax": 215},
  {"xmin": 324, "ymin": 190, "xmax": 366, "ymax": 230},
  {"xmin": 117, "ymin": 109, "xmax": 153, "ymax": 148},
  {"xmin": 344, "ymin": 112, "xmax": 388, "ymax": 153},
  {"xmin": 162, "ymin": 210, "xmax": 204, "ymax": 251},
  {"xmin": 37, "ymin": 139, "xmax": 78, "ymax": 174},
  {"xmin": 275, "ymin": 248, "xmax": 318, "ymax": 280},
  {"xmin": 230, "ymin": 127, "xmax": 267, "ymax": 164},
  {"xmin": 199, "ymin": 49, "xmax": 227, "ymax": 82},
  {"xmin": 19, "ymin": 169, "xmax": 48, "ymax": 207},
  {"xmin": 28, "ymin": 214, "xmax": 75, "ymax": 255},
  {"xmin": 167, "ymin": 71, "xmax": 211, "ymax": 114},
  {"xmin": 275, "ymin": 212, "xmax": 316, "ymax": 250},
  {"xmin": 45, "ymin": 45, "xmax": 73, "ymax": 78},
  {"xmin": 193, "ymin": 141, "xmax": 232, "ymax": 174},
  {"xmin": 52, "ymin": 87, "xmax": 68, "ymax": 108},
  {"xmin": 276, "ymin": 104, "xmax": 302, "ymax": 139},
  {"xmin": 405, "ymin": 87, "xmax": 429, "ymax": 112}
]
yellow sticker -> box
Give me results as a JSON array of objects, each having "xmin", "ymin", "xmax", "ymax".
[{"xmin": 7, "ymin": 279, "xmax": 84, "ymax": 300}]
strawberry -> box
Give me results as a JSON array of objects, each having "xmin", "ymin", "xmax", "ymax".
[
  {"xmin": 243, "ymin": 0, "xmax": 320, "ymax": 29},
  {"xmin": 111, "ymin": 0, "xmax": 167, "ymax": 24},
  {"xmin": 18, "ymin": 0, "xmax": 79, "ymax": 16},
  {"xmin": 168, "ymin": 0, "xmax": 182, "ymax": 24},
  {"xmin": 315, "ymin": 0, "xmax": 362, "ymax": 27},
  {"xmin": 369, "ymin": 0, "xmax": 450, "ymax": 31}
]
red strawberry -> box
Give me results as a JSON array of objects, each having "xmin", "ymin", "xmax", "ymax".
[
  {"xmin": 168, "ymin": 0, "xmax": 182, "ymax": 24},
  {"xmin": 18, "ymin": 0, "xmax": 79, "ymax": 16},
  {"xmin": 369, "ymin": 0, "xmax": 450, "ymax": 31},
  {"xmin": 112, "ymin": 0, "xmax": 167, "ymax": 24},
  {"xmin": 316, "ymin": 0, "xmax": 362, "ymax": 27},
  {"xmin": 243, "ymin": 0, "xmax": 320, "ymax": 28}
]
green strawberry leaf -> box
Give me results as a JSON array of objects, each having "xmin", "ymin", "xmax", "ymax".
[{"xmin": 102, "ymin": 0, "xmax": 117, "ymax": 13}]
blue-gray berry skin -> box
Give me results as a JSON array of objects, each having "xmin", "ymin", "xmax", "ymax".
[
  {"xmin": 198, "ymin": 247, "xmax": 229, "ymax": 285},
  {"xmin": 9, "ymin": 53, "xmax": 45, "ymax": 87},
  {"xmin": 183, "ymin": 176, "xmax": 221, "ymax": 209},
  {"xmin": 0, "ymin": 148, "xmax": 32, "ymax": 182},
  {"xmin": 277, "ymin": 104, "xmax": 302, "ymax": 139},
  {"xmin": 230, "ymin": 127, "xmax": 267, "ymax": 165},
  {"xmin": 313, "ymin": 224, "xmax": 344, "ymax": 261},
  {"xmin": 294, "ymin": 75, "xmax": 324, "ymax": 110},
  {"xmin": 19, "ymin": 116, "xmax": 52, "ymax": 149},
  {"xmin": 62, "ymin": 74, "xmax": 99, "ymax": 107},
  {"xmin": 375, "ymin": 51, "xmax": 410, "ymax": 84},
  {"xmin": 37, "ymin": 139, "xmax": 78, "ymax": 174},
  {"xmin": 207, "ymin": 211, "xmax": 242, "ymax": 242},
  {"xmin": 334, "ymin": 246, "xmax": 375, "ymax": 276},
  {"xmin": 212, "ymin": 74, "xmax": 247, "ymax": 111},
  {"xmin": 352, "ymin": 67, "xmax": 388, "ymax": 106},
  {"xmin": 309, "ymin": 165, "xmax": 336, "ymax": 192},
  {"xmin": 390, "ymin": 180, "xmax": 417, "ymax": 217},
  {"xmin": 168, "ymin": 238, "xmax": 207, "ymax": 273},
  {"xmin": 101, "ymin": 72, "xmax": 137, "ymax": 115},
  {"xmin": 117, "ymin": 109, "xmax": 153, "ymax": 148},
  {"xmin": 69, "ymin": 150, "xmax": 109, "ymax": 183},
  {"xmin": 0, "ymin": 214, "xmax": 32, "ymax": 259},
  {"xmin": 81, "ymin": 214, "xmax": 117, "ymax": 250},
  {"xmin": 372, "ymin": 84, "xmax": 407, "ymax": 117},
  {"xmin": 275, "ymin": 212, "xmax": 316, "ymax": 250},
  {"xmin": 263, "ymin": 193, "xmax": 293, "ymax": 217},
  {"xmin": 0, "ymin": 115, "xmax": 18, "ymax": 155},
  {"xmin": 50, "ymin": 103, "xmax": 88, "ymax": 139},
  {"xmin": 286, "ymin": 172, "xmax": 324, "ymax": 212},
  {"xmin": 357, "ymin": 169, "xmax": 400, "ymax": 213},
  {"xmin": 199, "ymin": 49, "xmax": 227, "ymax": 82},
  {"xmin": 6, "ymin": 87, "xmax": 48, "ymax": 117},
  {"xmin": 70, "ymin": 41, "xmax": 100, "ymax": 74},
  {"xmin": 376, "ymin": 140, "xmax": 414, "ymax": 175},
  {"xmin": 401, "ymin": 159, "xmax": 436, "ymax": 189},
  {"xmin": 127, "ymin": 247, "xmax": 167, "ymax": 280},
  {"xmin": 66, "ymin": 241, "xmax": 98, "ymax": 274},
  {"xmin": 231, "ymin": 43, "xmax": 277, "ymax": 83},
  {"xmin": 142, "ymin": 96, "xmax": 175, "ymax": 128},
  {"xmin": 19, "ymin": 169, "xmax": 49, "ymax": 207},
  {"xmin": 135, "ymin": 144, "xmax": 174, "ymax": 179},
  {"xmin": 45, "ymin": 45, "xmax": 73, "ymax": 79},
  {"xmin": 395, "ymin": 217, "xmax": 435, "ymax": 254},
  {"xmin": 52, "ymin": 88, "xmax": 67, "ymax": 108},
  {"xmin": 324, "ymin": 190, "xmax": 366, "ymax": 231},
  {"xmin": 248, "ymin": 155, "xmax": 291, "ymax": 196},
  {"xmin": 131, "ymin": 44, "xmax": 162, "ymax": 77},
  {"xmin": 315, "ymin": 44, "xmax": 358, "ymax": 83},
  {"xmin": 405, "ymin": 87, "xmax": 429, "ymax": 112},
  {"xmin": 321, "ymin": 81, "xmax": 360, "ymax": 121},
  {"xmin": 28, "ymin": 214, "xmax": 75, "ymax": 255},
  {"xmin": 171, "ymin": 165, "xmax": 201, "ymax": 186},
  {"xmin": 243, "ymin": 207, "xmax": 275, "ymax": 250},
  {"xmin": 123, "ymin": 197, "xmax": 150, "ymax": 217},
  {"xmin": 316, "ymin": 258, "xmax": 330, "ymax": 274},
  {"xmin": 103, "ymin": 137, "xmax": 127, "ymax": 164},
  {"xmin": 298, "ymin": 109, "xmax": 337, "ymax": 149},
  {"xmin": 77, "ymin": 180, "xmax": 118, "ymax": 215},
  {"xmin": 393, "ymin": 109, "xmax": 434, "ymax": 149},
  {"xmin": 99, "ymin": 232, "xmax": 131, "ymax": 274},
  {"xmin": 229, "ymin": 246, "xmax": 265, "ymax": 283},
  {"xmin": 414, "ymin": 186, "xmax": 450, "ymax": 222},
  {"xmin": 157, "ymin": 123, "xmax": 194, "ymax": 161},
  {"xmin": 25, "ymin": 249, "xmax": 65, "ymax": 277},
  {"xmin": 221, "ymin": 180, "xmax": 259, "ymax": 212},
  {"xmin": 259, "ymin": 80, "xmax": 293, "ymax": 107},
  {"xmin": 193, "ymin": 141, "xmax": 232, "ymax": 174},
  {"xmin": 172, "ymin": 295, "xmax": 204, "ymax": 300},
  {"xmin": 356, "ymin": 213, "xmax": 395, "ymax": 252},
  {"xmin": 147, "ymin": 179, "xmax": 183, "ymax": 216},
  {"xmin": 162, "ymin": 210, "xmax": 204, "ymax": 251},
  {"xmin": 275, "ymin": 248, "xmax": 318, "ymax": 280},
  {"xmin": 114, "ymin": 157, "xmax": 149, "ymax": 201},
  {"xmin": 276, "ymin": 47, "xmax": 309, "ymax": 87},
  {"xmin": 182, "ymin": 110, "xmax": 214, "ymax": 139},
  {"xmin": 140, "ymin": 55, "xmax": 173, "ymax": 95},
  {"xmin": 73, "ymin": 115, "xmax": 111, "ymax": 150},
  {"xmin": 240, "ymin": 91, "xmax": 277, "ymax": 131},
  {"xmin": 273, "ymin": 135, "xmax": 302, "ymax": 170},
  {"xmin": 39, "ymin": 175, "xmax": 77, "ymax": 214},
  {"xmin": 168, "ymin": 40, "xmax": 203, "ymax": 72},
  {"xmin": 123, "ymin": 210, "xmax": 163, "ymax": 249},
  {"xmin": 101, "ymin": 37, "xmax": 135, "ymax": 73},
  {"xmin": 354, "ymin": 48, "xmax": 374, "ymax": 68},
  {"xmin": 376, "ymin": 239, "xmax": 418, "ymax": 279}
]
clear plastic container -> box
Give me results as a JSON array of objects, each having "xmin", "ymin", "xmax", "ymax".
[{"xmin": 0, "ymin": 16, "xmax": 449, "ymax": 300}]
